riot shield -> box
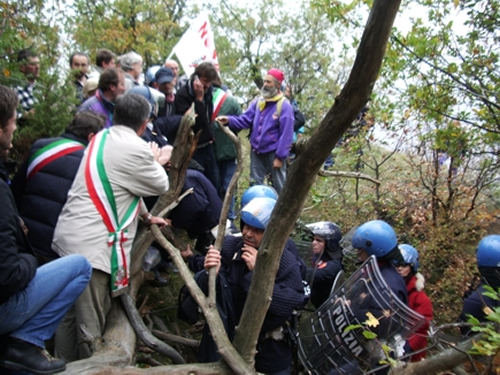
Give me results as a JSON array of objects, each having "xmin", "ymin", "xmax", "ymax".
[{"xmin": 298, "ymin": 256, "xmax": 426, "ymax": 374}]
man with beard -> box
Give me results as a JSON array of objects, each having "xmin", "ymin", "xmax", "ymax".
[
  {"xmin": 216, "ymin": 69, "xmax": 294, "ymax": 194},
  {"xmin": 69, "ymin": 52, "xmax": 90, "ymax": 103}
]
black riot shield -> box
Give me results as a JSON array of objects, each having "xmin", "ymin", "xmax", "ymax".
[{"xmin": 298, "ymin": 256, "xmax": 426, "ymax": 374}]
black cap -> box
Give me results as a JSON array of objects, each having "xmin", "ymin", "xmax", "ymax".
[{"xmin": 155, "ymin": 67, "xmax": 175, "ymax": 85}]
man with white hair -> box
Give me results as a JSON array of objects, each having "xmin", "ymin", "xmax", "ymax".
[
  {"xmin": 216, "ymin": 68, "xmax": 294, "ymax": 194},
  {"xmin": 118, "ymin": 51, "xmax": 143, "ymax": 91}
]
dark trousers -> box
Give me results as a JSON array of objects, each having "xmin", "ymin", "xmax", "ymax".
[{"xmin": 193, "ymin": 144, "xmax": 220, "ymax": 194}]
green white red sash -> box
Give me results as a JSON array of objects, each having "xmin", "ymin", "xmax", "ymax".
[
  {"xmin": 212, "ymin": 87, "xmax": 228, "ymax": 121},
  {"xmin": 27, "ymin": 139, "xmax": 84, "ymax": 179},
  {"xmin": 84, "ymin": 129, "xmax": 140, "ymax": 296}
]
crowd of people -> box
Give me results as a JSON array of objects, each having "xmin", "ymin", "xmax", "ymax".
[{"xmin": 0, "ymin": 47, "xmax": 498, "ymax": 375}]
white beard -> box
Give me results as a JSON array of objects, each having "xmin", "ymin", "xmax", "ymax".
[{"xmin": 261, "ymin": 85, "xmax": 278, "ymax": 99}]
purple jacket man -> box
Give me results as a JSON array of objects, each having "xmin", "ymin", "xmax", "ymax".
[{"xmin": 216, "ymin": 68, "xmax": 294, "ymax": 194}]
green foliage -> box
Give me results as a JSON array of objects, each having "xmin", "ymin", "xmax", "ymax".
[
  {"xmin": 0, "ymin": 1, "xmax": 77, "ymax": 160},
  {"xmin": 467, "ymin": 285, "xmax": 500, "ymax": 357},
  {"xmin": 70, "ymin": 0, "xmax": 186, "ymax": 67}
]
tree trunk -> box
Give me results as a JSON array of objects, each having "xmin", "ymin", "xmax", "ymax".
[{"xmin": 233, "ymin": 0, "xmax": 403, "ymax": 366}]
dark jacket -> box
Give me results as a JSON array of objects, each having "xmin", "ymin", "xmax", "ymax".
[
  {"xmin": 174, "ymin": 78, "xmax": 214, "ymax": 145},
  {"xmin": 307, "ymin": 253, "xmax": 343, "ymax": 309},
  {"xmin": 169, "ymin": 168, "xmax": 222, "ymax": 238},
  {"xmin": 460, "ymin": 283, "xmax": 500, "ymax": 335},
  {"xmin": 0, "ymin": 159, "xmax": 37, "ymax": 305},
  {"xmin": 153, "ymin": 100, "xmax": 182, "ymax": 145},
  {"xmin": 10, "ymin": 132, "xmax": 88, "ymax": 259},
  {"xmin": 184, "ymin": 235, "xmax": 304, "ymax": 373}
]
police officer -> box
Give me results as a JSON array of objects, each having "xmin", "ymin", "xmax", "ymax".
[{"xmin": 306, "ymin": 221, "xmax": 343, "ymax": 309}]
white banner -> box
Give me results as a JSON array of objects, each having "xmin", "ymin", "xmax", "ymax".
[{"xmin": 170, "ymin": 14, "xmax": 219, "ymax": 77}]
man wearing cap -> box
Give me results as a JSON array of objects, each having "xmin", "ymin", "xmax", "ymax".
[
  {"xmin": 216, "ymin": 68, "xmax": 294, "ymax": 194},
  {"xmin": 152, "ymin": 67, "xmax": 182, "ymax": 144}
]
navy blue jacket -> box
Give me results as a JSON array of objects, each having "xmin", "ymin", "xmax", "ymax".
[
  {"xmin": 169, "ymin": 168, "xmax": 222, "ymax": 238},
  {"xmin": 10, "ymin": 132, "xmax": 87, "ymax": 259},
  {"xmin": 307, "ymin": 254, "xmax": 343, "ymax": 309},
  {"xmin": 174, "ymin": 78, "xmax": 214, "ymax": 145},
  {"xmin": 460, "ymin": 283, "xmax": 500, "ymax": 335},
  {"xmin": 153, "ymin": 101, "xmax": 182, "ymax": 145},
  {"xmin": 185, "ymin": 235, "xmax": 305, "ymax": 373},
  {"xmin": 0, "ymin": 159, "xmax": 37, "ymax": 305}
]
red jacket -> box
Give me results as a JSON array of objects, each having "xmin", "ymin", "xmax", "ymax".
[{"xmin": 406, "ymin": 273, "xmax": 433, "ymax": 362}]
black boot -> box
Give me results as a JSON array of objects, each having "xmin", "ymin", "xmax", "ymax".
[
  {"xmin": 153, "ymin": 269, "xmax": 169, "ymax": 287},
  {"xmin": 0, "ymin": 338, "xmax": 66, "ymax": 374}
]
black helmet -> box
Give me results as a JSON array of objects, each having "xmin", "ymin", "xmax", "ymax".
[{"xmin": 306, "ymin": 221, "xmax": 342, "ymax": 259}]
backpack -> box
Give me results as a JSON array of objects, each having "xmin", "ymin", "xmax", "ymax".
[{"xmin": 248, "ymin": 96, "xmax": 288, "ymax": 139}]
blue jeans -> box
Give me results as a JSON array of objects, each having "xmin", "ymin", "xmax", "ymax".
[
  {"xmin": 0, "ymin": 254, "xmax": 91, "ymax": 348},
  {"xmin": 217, "ymin": 159, "xmax": 237, "ymax": 220}
]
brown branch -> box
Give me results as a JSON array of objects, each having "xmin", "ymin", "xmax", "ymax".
[
  {"xmin": 208, "ymin": 123, "xmax": 243, "ymax": 306},
  {"xmin": 152, "ymin": 330, "xmax": 199, "ymax": 348},
  {"xmin": 150, "ymin": 225, "xmax": 256, "ymax": 374},
  {"xmin": 120, "ymin": 293, "xmax": 185, "ymax": 364},
  {"xmin": 318, "ymin": 169, "xmax": 381, "ymax": 185}
]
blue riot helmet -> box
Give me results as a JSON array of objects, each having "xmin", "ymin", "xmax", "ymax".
[
  {"xmin": 145, "ymin": 65, "xmax": 161, "ymax": 87},
  {"xmin": 476, "ymin": 235, "xmax": 500, "ymax": 288},
  {"xmin": 241, "ymin": 185, "xmax": 278, "ymax": 208},
  {"xmin": 240, "ymin": 197, "xmax": 276, "ymax": 230},
  {"xmin": 306, "ymin": 221, "xmax": 342, "ymax": 259},
  {"xmin": 351, "ymin": 220, "xmax": 401, "ymax": 261},
  {"xmin": 398, "ymin": 244, "xmax": 420, "ymax": 272},
  {"xmin": 477, "ymin": 235, "xmax": 500, "ymax": 268},
  {"xmin": 127, "ymin": 85, "xmax": 165, "ymax": 118}
]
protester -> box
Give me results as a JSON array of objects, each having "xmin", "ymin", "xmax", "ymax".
[
  {"xmin": 396, "ymin": 244, "xmax": 433, "ymax": 361},
  {"xmin": 69, "ymin": 52, "xmax": 90, "ymax": 103},
  {"xmin": 216, "ymin": 68, "xmax": 294, "ymax": 194},
  {"xmin": 152, "ymin": 67, "xmax": 182, "ymax": 144},
  {"xmin": 306, "ymin": 221, "xmax": 343, "ymax": 309},
  {"xmin": 52, "ymin": 94, "xmax": 171, "ymax": 361},
  {"xmin": 0, "ymin": 84, "xmax": 92, "ymax": 374},
  {"xmin": 118, "ymin": 51, "xmax": 143, "ymax": 90},
  {"xmin": 10, "ymin": 111, "xmax": 105, "ymax": 264},
  {"xmin": 89, "ymin": 48, "xmax": 116, "ymax": 80},
  {"xmin": 175, "ymin": 62, "xmax": 220, "ymax": 192},
  {"xmin": 79, "ymin": 67, "xmax": 126, "ymax": 128},
  {"xmin": 15, "ymin": 49, "xmax": 40, "ymax": 116},
  {"xmin": 212, "ymin": 75, "xmax": 242, "ymax": 220}
]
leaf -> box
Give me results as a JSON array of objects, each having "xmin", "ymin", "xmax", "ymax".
[
  {"xmin": 483, "ymin": 306, "xmax": 494, "ymax": 316},
  {"xmin": 344, "ymin": 324, "xmax": 363, "ymax": 333},
  {"xmin": 364, "ymin": 312, "xmax": 380, "ymax": 327},
  {"xmin": 362, "ymin": 330, "xmax": 377, "ymax": 340}
]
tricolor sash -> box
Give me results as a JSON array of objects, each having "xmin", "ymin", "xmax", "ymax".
[
  {"xmin": 27, "ymin": 139, "xmax": 85, "ymax": 179},
  {"xmin": 84, "ymin": 129, "xmax": 140, "ymax": 297},
  {"xmin": 212, "ymin": 87, "xmax": 228, "ymax": 121}
]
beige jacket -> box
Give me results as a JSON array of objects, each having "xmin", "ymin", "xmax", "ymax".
[{"xmin": 52, "ymin": 125, "xmax": 168, "ymax": 274}]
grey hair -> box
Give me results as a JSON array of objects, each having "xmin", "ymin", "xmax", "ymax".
[
  {"xmin": 113, "ymin": 94, "xmax": 150, "ymax": 131},
  {"xmin": 118, "ymin": 52, "xmax": 142, "ymax": 72}
]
